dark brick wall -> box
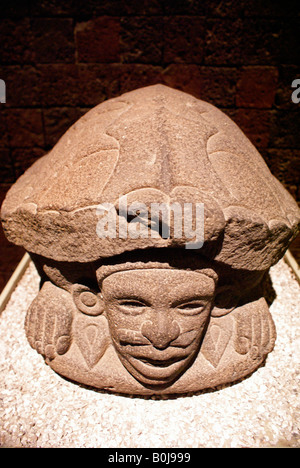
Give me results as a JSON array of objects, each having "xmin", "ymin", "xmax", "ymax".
[{"xmin": 0, "ymin": 0, "xmax": 300, "ymax": 291}]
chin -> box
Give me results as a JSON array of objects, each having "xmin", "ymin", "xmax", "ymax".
[{"xmin": 120, "ymin": 352, "xmax": 194, "ymax": 387}]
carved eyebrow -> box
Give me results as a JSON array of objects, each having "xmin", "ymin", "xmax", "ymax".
[{"xmin": 106, "ymin": 286, "xmax": 147, "ymax": 298}]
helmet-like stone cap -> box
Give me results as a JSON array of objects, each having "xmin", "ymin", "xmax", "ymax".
[{"xmin": 1, "ymin": 84, "xmax": 300, "ymax": 269}]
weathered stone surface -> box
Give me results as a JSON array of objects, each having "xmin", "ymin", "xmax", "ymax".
[
  {"xmin": 1, "ymin": 84, "xmax": 299, "ymax": 395},
  {"xmin": 2, "ymin": 85, "xmax": 299, "ymax": 267}
]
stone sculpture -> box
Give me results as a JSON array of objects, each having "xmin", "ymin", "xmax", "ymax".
[{"xmin": 1, "ymin": 84, "xmax": 299, "ymax": 396}]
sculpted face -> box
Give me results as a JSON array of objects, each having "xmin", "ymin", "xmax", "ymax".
[{"xmin": 101, "ymin": 268, "xmax": 216, "ymax": 386}]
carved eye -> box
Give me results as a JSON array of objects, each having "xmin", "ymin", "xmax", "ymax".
[
  {"xmin": 176, "ymin": 300, "xmax": 207, "ymax": 315},
  {"xmin": 117, "ymin": 299, "xmax": 148, "ymax": 314}
]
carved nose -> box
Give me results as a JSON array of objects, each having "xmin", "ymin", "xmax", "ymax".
[{"xmin": 141, "ymin": 315, "xmax": 180, "ymax": 350}]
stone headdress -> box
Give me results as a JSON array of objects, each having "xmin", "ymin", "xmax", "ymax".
[{"xmin": 1, "ymin": 85, "xmax": 299, "ymax": 274}]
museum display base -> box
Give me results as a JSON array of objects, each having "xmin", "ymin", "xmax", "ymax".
[{"xmin": 0, "ymin": 257, "xmax": 299, "ymax": 448}]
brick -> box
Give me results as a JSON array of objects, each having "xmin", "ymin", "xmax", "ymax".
[
  {"xmin": 0, "ymin": 109, "xmax": 8, "ymax": 146},
  {"xmin": 206, "ymin": 0, "xmax": 246, "ymax": 17},
  {"xmin": 0, "ymin": 148, "xmax": 14, "ymax": 183},
  {"xmin": 279, "ymin": 19, "xmax": 300, "ymax": 65},
  {"xmin": 120, "ymin": 0, "xmax": 163, "ymax": 15},
  {"xmin": 0, "ymin": 219, "xmax": 25, "ymax": 287},
  {"xmin": 162, "ymin": 64, "xmax": 204, "ymax": 99},
  {"xmin": 43, "ymin": 107, "xmax": 88, "ymax": 148},
  {"xmin": 31, "ymin": 1, "xmax": 164, "ymax": 19},
  {"xmin": 31, "ymin": 18, "xmax": 75, "ymax": 64},
  {"xmin": 198, "ymin": 67, "xmax": 238, "ymax": 107},
  {"xmin": 72, "ymin": 0, "xmax": 163, "ymax": 17},
  {"xmin": 269, "ymin": 109, "xmax": 300, "ymax": 148},
  {"xmin": 64, "ymin": 0, "xmax": 110, "ymax": 17},
  {"xmin": 240, "ymin": 19, "xmax": 282, "ymax": 66},
  {"xmin": 204, "ymin": 18, "xmax": 243, "ymax": 66},
  {"xmin": 275, "ymin": 65, "xmax": 300, "ymax": 110},
  {"xmin": 119, "ymin": 64, "xmax": 163, "ymax": 95},
  {"xmin": 75, "ymin": 17, "xmax": 120, "ymax": 63},
  {"xmin": 38, "ymin": 64, "xmax": 80, "ymax": 106},
  {"xmin": 121, "ymin": 17, "xmax": 163, "ymax": 64},
  {"xmin": 0, "ymin": 183, "xmax": 11, "ymax": 206},
  {"xmin": 163, "ymin": 0, "xmax": 206, "ymax": 15},
  {"xmin": 204, "ymin": 18, "xmax": 282, "ymax": 66},
  {"xmin": 11, "ymin": 147, "xmax": 46, "ymax": 178},
  {"xmin": 162, "ymin": 65, "xmax": 238, "ymax": 107},
  {"xmin": 236, "ymin": 67, "xmax": 279, "ymax": 108},
  {"xmin": 0, "ymin": 18, "xmax": 34, "ymax": 64},
  {"xmin": 261, "ymin": 148, "xmax": 300, "ymax": 197},
  {"xmin": 260, "ymin": 147, "xmax": 300, "ymax": 206},
  {"xmin": 30, "ymin": 0, "xmax": 74, "ymax": 16},
  {"xmin": 0, "ymin": 0, "xmax": 30, "ymax": 18},
  {"xmin": 164, "ymin": 16, "xmax": 205, "ymax": 64},
  {"xmin": 38, "ymin": 64, "xmax": 120, "ymax": 108},
  {"xmin": 233, "ymin": 109, "xmax": 271, "ymax": 148},
  {"xmin": 77, "ymin": 64, "xmax": 121, "ymax": 106},
  {"xmin": 6, "ymin": 108, "xmax": 44, "ymax": 147},
  {"xmin": 243, "ymin": 0, "xmax": 300, "ymax": 17},
  {"xmin": 0, "ymin": 65, "xmax": 42, "ymax": 107}
]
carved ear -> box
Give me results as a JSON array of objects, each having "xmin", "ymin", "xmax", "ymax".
[
  {"xmin": 72, "ymin": 284, "xmax": 104, "ymax": 316},
  {"xmin": 211, "ymin": 285, "xmax": 240, "ymax": 318}
]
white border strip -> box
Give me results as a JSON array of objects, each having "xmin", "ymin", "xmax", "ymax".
[{"xmin": 0, "ymin": 253, "xmax": 31, "ymax": 314}]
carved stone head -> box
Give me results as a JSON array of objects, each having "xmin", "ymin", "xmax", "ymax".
[
  {"xmin": 96, "ymin": 259, "xmax": 218, "ymax": 387},
  {"xmin": 1, "ymin": 85, "xmax": 299, "ymax": 396}
]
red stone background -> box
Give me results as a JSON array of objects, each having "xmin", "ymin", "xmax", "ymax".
[{"xmin": 0, "ymin": 0, "xmax": 300, "ymax": 292}]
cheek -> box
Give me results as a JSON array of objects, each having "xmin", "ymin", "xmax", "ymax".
[
  {"xmin": 104, "ymin": 301, "xmax": 145, "ymax": 335},
  {"xmin": 178, "ymin": 308, "xmax": 211, "ymax": 333}
]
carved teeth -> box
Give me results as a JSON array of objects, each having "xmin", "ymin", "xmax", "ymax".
[{"xmin": 138, "ymin": 356, "xmax": 186, "ymax": 368}]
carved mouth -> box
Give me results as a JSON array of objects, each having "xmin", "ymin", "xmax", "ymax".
[
  {"xmin": 138, "ymin": 355, "xmax": 186, "ymax": 368},
  {"xmin": 124, "ymin": 351, "xmax": 192, "ymax": 385}
]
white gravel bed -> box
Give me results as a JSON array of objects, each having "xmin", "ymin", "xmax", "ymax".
[{"xmin": 0, "ymin": 259, "xmax": 299, "ymax": 448}]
